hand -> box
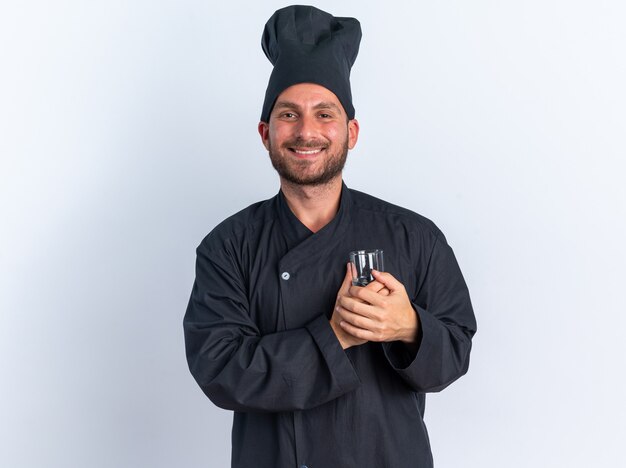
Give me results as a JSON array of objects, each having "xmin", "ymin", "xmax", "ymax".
[{"xmin": 336, "ymin": 270, "xmax": 419, "ymax": 344}]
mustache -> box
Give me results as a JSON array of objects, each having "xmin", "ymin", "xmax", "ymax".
[{"xmin": 283, "ymin": 138, "xmax": 329, "ymax": 149}]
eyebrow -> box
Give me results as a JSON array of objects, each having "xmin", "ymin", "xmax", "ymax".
[{"xmin": 273, "ymin": 101, "xmax": 343, "ymax": 113}]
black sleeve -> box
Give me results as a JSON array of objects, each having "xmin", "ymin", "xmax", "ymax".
[
  {"xmin": 382, "ymin": 233, "xmax": 477, "ymax": 392},
  {"xmin": 183, "ymin": 244, "xmax": 360, "ymax": 412}
]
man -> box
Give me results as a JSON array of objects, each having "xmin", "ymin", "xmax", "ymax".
[{"xmin": 184, "ymin": 5, "xmax": 477, "ymax": 468}]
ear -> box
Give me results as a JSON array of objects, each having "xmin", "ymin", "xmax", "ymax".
[
  {"xmin": 258, "ymin": 121, "xmax": 270, "ymax": 151},
  {"xmin": 347, "ymin": 118, "xmax": 360, "ymax": 150}
]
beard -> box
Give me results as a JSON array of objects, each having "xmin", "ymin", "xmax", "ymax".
[{"xmin": 267, "ymin": 136, "xmax": 349, "ymax": 187}]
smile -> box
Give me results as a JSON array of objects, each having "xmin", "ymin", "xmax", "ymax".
[{"xmin": 290, "ymin": 148, "xmax": 325, "ymax": 155}]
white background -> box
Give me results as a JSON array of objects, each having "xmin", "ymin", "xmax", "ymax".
[{"xmin": 1, "ymin": 1, "xmax": 625, "ymax": 467}]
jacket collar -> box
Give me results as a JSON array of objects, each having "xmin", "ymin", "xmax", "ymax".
[{"xmin": 276, "ymin": 181, "xmax": 353, "ymax": 251}]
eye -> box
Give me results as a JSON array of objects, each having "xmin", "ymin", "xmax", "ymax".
[
  {"xmin": 319, "ymin": 113, "xmax": 332, "ymax": 119},
  {"xmin": 281, "ymin": 112, "xmax": 297, "ymax": 119}
]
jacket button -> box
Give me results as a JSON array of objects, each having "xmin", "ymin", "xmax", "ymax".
[{"xmin": 281, "ymin": 271, "xmax": 290, "ymax": 280}]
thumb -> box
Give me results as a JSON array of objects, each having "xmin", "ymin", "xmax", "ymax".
[{"xmin": 340, "ymin": 262, "xmax": 354, "ymax": 294}]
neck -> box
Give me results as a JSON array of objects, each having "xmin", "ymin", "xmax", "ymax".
[{"xmin": 280, "ymin": 176, "xmax": 343, "ymax": 233}]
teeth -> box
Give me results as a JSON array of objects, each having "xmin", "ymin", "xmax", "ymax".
[{"xmin": 294, "ymin": 148, "xmax": 322, "ymax": 155}]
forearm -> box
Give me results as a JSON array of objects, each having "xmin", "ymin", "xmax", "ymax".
[
  {"xmin": 383, "ymin": 303, "xmax": 474, "ymax": 392},
  {"xmin": 185, "ymin": 312, "xmax": 360, "ymax": 412}
]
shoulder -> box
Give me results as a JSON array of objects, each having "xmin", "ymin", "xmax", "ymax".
[
  {"xmin": 348, "ymin": 188, "xmax": 444, "ymax": 240},
  {"xmin": 198, "ymin": 195, "xmax": 279, "ymax": 255}
]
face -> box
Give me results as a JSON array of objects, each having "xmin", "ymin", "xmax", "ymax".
[{"xmin": 258, "ymin": 83, "xmax": 359, "ymax": 186}]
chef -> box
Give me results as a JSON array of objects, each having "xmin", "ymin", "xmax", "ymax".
[{"xmin": 184, "ymin": 5, "xmax": 477, "ymax": 467}]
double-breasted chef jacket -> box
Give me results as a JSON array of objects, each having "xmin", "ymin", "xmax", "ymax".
[{"xmin": 184, "ymin": 182, "xmax": 477, "ymax": 468}]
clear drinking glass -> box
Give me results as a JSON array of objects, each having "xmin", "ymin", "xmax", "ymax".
[{"xmin": 349, "ymin": 249, "xmax": 384, "ymax": 286}]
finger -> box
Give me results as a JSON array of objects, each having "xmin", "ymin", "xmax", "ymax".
[
  {"xmin": 349, "ymin": 261, "xmax": 358, "ymax": 283},
  {"xmin": 363, "ymin": 280, "xmax": 390, "ymax": 297},
  {"xmin": 339, "ymin": 320, "xmax": 373, "ymax": 341},
  {"xmin": 339, "ymin": 263, "xmax": 353, "ymax": 294},
  {"xmin": 336, "ymin": 306, "xmax": 377, "ymax": 331},
  {"xmin": 348, "ymin": 285, "xmax": 389, "ymax": 308},
  {"xmin": 338, "ymin": 295, "xmax": 376, "ymax": 318},
  {"xmin": 364, "ymin": 280, "xmax": 386, "ymax": 294},
  {"xmin": 371, "ymin": 270, "xmax": 405, "ymax": 293}
]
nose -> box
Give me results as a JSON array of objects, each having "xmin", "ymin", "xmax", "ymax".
[{"xmin": 295, "ymin": 114, "xmax": 318, "ymax": 140}]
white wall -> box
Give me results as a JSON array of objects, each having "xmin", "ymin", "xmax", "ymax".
[{"xmin": 1, "ymin": 1, "xmax": 624, "ymax": 467}]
